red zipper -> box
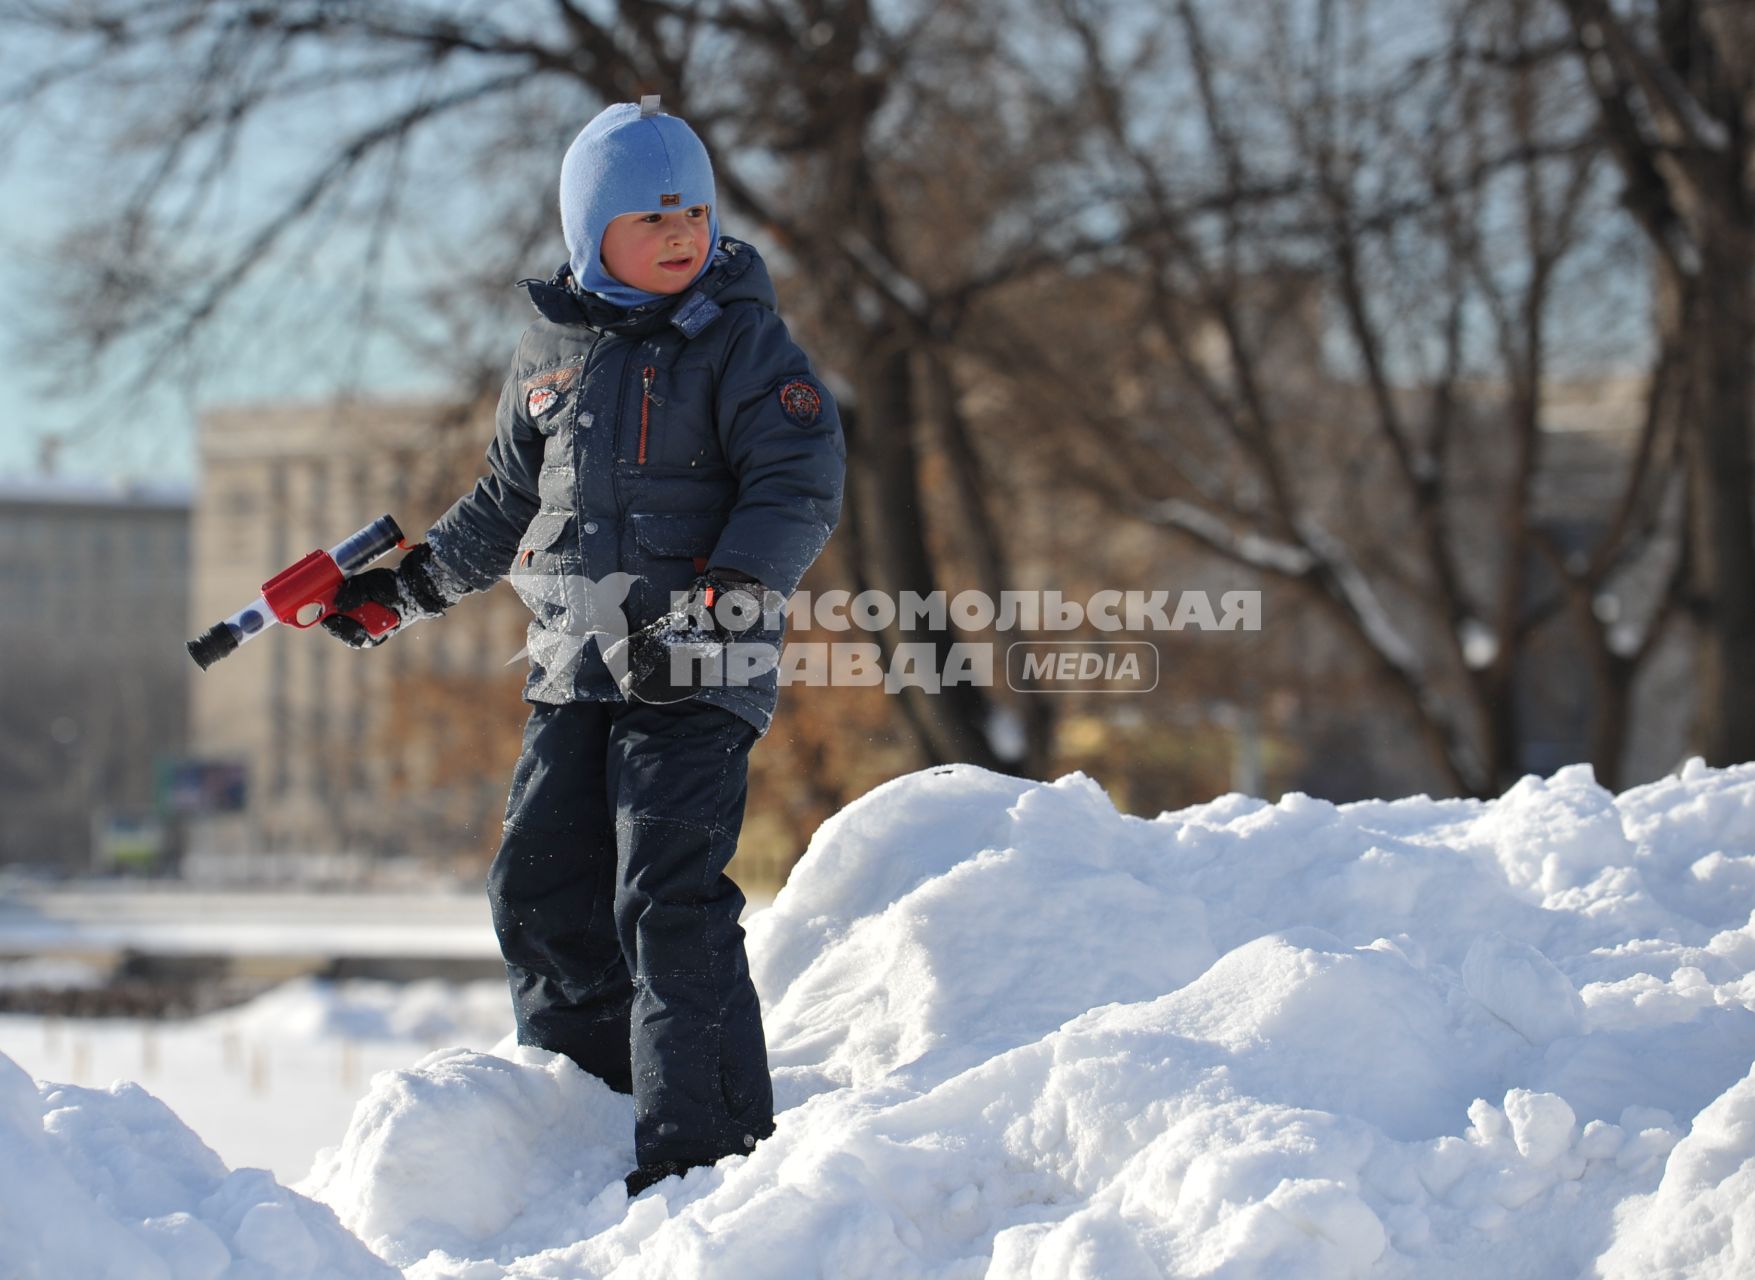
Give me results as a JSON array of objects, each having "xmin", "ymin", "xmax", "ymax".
[{"xmin": 638, "ymin": 366, "xmax": 657, "ymax": 463}]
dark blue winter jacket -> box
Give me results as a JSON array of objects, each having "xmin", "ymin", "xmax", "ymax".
[{"xmin": 425, "ymin": 236, "xmax": 845, "ymax": 734}]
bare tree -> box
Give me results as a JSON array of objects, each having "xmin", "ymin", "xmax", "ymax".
[
  {"xmin": 998, "ymin": 0, "xmax": 1684, "ymax": 794},
  {"xmin": 2, "ymin": 0, "xmax": 1712, "ymax": 811},
  {"xmin": 1547, "ymin": 0, "xmax": 1755, "ymax": 767}
]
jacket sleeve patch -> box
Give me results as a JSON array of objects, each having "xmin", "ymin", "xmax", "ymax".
[{"xmin": 778, "ymin": 378, "xmax": 824, "ymax": 427}]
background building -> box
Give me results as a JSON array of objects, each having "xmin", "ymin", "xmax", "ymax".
[
  {"xmin": 0, "ymin": 479, "xmax": 192, "ymax": 872},
  {"xmin": 187, "ymin": 400, "xmax": 529, "ymax": 876}
]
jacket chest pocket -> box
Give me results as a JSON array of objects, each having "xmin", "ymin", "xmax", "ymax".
[
  {"xmin": 619, "ymin": 362, "xmax": 722, "ymax": 471},
  {"xmin": 626, "ymin": 510, "xmax": 725, "ymax": 623},
  {"xmin": 509, "ymin": 510, "xmax": 577, "ymax": 624}
]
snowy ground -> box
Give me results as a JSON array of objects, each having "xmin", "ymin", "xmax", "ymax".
[{"xmin": 5, "ymin": 760, "xmax": 1755, "ymax": 1278}]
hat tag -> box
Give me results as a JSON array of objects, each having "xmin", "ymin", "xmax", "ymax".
[{"xmin": 640, "ymin": 94, "xmax": 662, "ymax": 117}]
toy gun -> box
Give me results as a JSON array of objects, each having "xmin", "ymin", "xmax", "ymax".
[{"xmin": 186, "ymin": 515, "xmax": 409, "ymax": 670}]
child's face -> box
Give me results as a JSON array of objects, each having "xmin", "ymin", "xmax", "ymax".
[{"xmin": 599, "ymin": 204, "xmax": 713, "ymax": 294}]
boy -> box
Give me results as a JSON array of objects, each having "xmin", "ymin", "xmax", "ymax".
[{"xmin": 321, "ymin": 97, "xmax": 845, "ymax": 1197}]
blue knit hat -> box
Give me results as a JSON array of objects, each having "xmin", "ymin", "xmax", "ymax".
[{"xmin": 559, "ymin": 97, "xmax": 720, "ymax": 308}]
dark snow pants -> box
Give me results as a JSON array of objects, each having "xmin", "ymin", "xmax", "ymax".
[{"xmin": 486, "ymin": 698, "xmax": 775, "ymax": 1169}]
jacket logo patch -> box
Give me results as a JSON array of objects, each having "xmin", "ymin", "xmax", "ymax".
[
  {"xmin": 521, "ymin": 363, "xmax": 580, "ymax": 418},
  {"xmin": 779, "ymin": 379, "xmax": 823, "ymax": 426}
]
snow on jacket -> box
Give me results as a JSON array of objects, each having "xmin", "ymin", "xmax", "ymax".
[{"xmin": 425, "ymin": 235, "xmax": 845, "ymax": 734}]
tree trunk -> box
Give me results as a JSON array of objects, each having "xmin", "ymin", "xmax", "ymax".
[
  {"xmin": 1679, "ymin": 228, "xmax": 1755, "ymax": 764},
  {"xmin": 1588, "ymin": 652, "xmax": 1633, "ymax": 792},
  {"xmin": 845, "ymin": 333, "xmax": 1010, "ymax": 772}
]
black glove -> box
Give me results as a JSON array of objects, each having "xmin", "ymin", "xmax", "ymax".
[
  {"xmin": 690, "ymin": 566, "xmax": 776, "ymax": 638},
  {"xmin": 320, "ymin": 543, "xmax": 463, "ymax": 649},
  {"xmin": 615, "ymin": 568, "xmax": 779, "ymax": 703}
]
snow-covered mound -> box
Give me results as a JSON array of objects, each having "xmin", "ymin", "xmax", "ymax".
[
  {"xmin": 10, "ymin": 760, "xmax": 1755, "ymax": 1278},
  {"xmin": 0, "ymin": 1051, "xmax": 393, "ymax": 1278}
]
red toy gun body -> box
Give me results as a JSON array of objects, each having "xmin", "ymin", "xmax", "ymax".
[
  {"xmin": 260, "ymin": 549, "xmax": 400, "ymax": 635},
  {"xmin": 187, "ymin": 515, "xmax": 408, "ymax": 670}
]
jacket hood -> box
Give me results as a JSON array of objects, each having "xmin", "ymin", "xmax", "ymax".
[{"xmin": 520, "ymin": 235, "xmax": 777, "ymax": 337}]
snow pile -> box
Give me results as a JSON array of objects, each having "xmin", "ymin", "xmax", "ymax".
[
  {"xmin": 306, "ymin": 1046, "xmax": 633, "ymax": 1266},
  {"xmin": 11, "ymin": 759, "xmax": 1755, "ymax": 1278},
  {"xmin": 1598, "ymin": 1062, "xmax": 1755, "ymax": 1279},
  {"xmin": 0, "ymin": 1051, "xmax": 393, "ymax": 1278}
]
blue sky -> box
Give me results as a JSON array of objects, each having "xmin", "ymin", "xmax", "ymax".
[
  {"xmin": 0, "ymin": 37, "xmax": 521, "ymax": 491},
  {"xmin": 0, "ymin": 152, "xmax": 438, "ymax": 491},
  {"xmin": 0, "ymin": 126, "xmax": 137, "ymax": 482}
]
